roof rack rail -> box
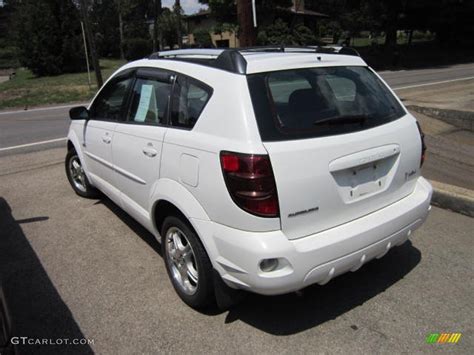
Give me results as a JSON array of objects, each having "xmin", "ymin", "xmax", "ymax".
[
  {"xmin": 149, "ymin": 48, "xmax": 225, "ymax": 59},
  {"xmin": 148, "ymin": 45, "xmax": 360, "ymax": 75}
]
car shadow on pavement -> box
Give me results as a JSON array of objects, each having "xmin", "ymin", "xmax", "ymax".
[
  {"xmin": 225, "ymin": 241, "xmax": 421, "ymax": 335},
  {"xmin": 94, "ymin": 197, "xmax": 162, "ymax": 257},
  {"xmin": 0, "ymin": 197, "xmax": 93, "ymax": 355},
  {"xmin": 95, "ymin": 196, "xmax": 422, "ymax": 335}
]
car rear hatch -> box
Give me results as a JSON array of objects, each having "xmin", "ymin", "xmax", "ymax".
[{"xmin": 247, "ymin": 65, "xmax": 423, "ymax": 240}]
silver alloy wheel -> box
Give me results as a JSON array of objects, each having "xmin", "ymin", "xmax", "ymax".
[
  {"xmin": 165, "ymin": 226, "xmax": 199, "ymax": 295},
  {"xmin": 69, "ymin": 156, "xmax": 87, "ymax": 193}
]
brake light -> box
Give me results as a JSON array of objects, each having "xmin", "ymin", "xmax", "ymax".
[
  {"xmin": 220, "ymin": 151, "xmax": 279, "ymax": 217},
  {"xmin": 416, "ymin": 121, "xmax": 427, "ymax": 167}
]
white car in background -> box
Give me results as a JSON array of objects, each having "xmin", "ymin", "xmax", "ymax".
[{"xmin": 65, "ymin": 47, "xmax": 432, "ymax": 309}]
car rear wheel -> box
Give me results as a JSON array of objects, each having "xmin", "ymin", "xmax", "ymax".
[
  {"xmin": 162, "ymin": 215, "xmax": 214, "ymax": 309},
  {"xmin": 65, "ymin": 150, "xmax": 99, "ymax": 198}
]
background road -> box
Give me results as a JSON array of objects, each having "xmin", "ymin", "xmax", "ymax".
[
  {"xmin": 380, "ymin": 62, "xmax": 474, "ymax": 89},
  {"xmin": 1, "ymin": 62, "xmax": 474, "ymax": 152},
  {"xmin": 0, "ymin": 147, "xmax": 472, "ymax": 354},
  {"xmin": 0, "ymin": 104, "xmax": 75, "ymax": 151}
]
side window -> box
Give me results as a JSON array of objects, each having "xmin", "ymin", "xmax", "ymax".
[
  {"xmin": 128, "ymin": 77, "xmax": 172, "ymax": 125},
  {"xmin": 171, "ymin": 75, "xmax": 211, "ymax": 129},
  {"xmin": 90, "ymin": 77, "xmax": 132, "ymax": 121}
]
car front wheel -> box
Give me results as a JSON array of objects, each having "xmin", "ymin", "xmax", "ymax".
[{"xmin": 65, "ymin": 150, "xmax": 98, "ymax": 198}]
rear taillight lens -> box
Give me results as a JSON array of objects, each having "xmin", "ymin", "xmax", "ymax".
[
  {"xmin": 220, "ymin": 151, "xmax": 279, "ymax": 218},
  {"xmin": 416, "ymin": 121, "xmax": 427, "ymax": 167}
]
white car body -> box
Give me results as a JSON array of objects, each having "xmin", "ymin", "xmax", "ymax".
[{"xmin": 67, "ymin": 48, "xmax": 432, "ymax": 296}]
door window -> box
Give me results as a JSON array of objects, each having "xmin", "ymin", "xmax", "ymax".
[
  {"xmin": 90, "ymin": 77, "xmax": 132, "ymax": 121},
  {"xmin": 128, "ymin": 78, "xmax": 172, "ymax": 125}
]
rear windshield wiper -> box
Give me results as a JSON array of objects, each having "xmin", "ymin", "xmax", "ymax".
[{"xmin": 313, "ymin": 114, "xmax": 373, "ymax": 126}]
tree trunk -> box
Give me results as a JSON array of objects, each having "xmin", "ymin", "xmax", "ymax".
[
  {"xmin": 79, "ymin": 0, "xmax": 103, "ymax": 88},
  {"xmin": 385, "ymin": 26, "xmax": 397, "ymax": 49},
  {"xmin": 152, "ymin": 0, "xmax": 162, "ymax": 52},
  {"xmin": 384, "ymin": 0, "xmax": 400, "ymax": 50},
  {"xmin": 407, "ymin": 29, "xmax": 413, "ymax": 45},
  {"xmin": 237, "ymin": 0, "xmax": 256, "ymax": 47},
  {"xmin": 118, "ymin": 7, "xmax": 125, "ymax": 59},
  {"xmin": 175, "ymin": 0, "xmax": 182, "ymax": 48}
]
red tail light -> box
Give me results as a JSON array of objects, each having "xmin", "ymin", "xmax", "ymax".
[
  {"xmin": 220, "ymin": 151, "xmax": 279, "ymax": 218},
  {"xmin": 416, "ymin": 121, "xmax": 427, "ymax": 167}
]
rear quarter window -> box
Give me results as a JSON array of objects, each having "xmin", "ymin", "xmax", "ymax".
[
  {"xmin": 247, "ymin": 66, "xmax": 406, "ymax": 141},
  {"xmin": 170, "ymin": 75, "xmax": 212, "ymax": 129}
]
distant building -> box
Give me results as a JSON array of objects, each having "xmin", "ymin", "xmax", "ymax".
[{"xmin": 185, "ymin": 0, "xmax": 328, "ymax": 48}]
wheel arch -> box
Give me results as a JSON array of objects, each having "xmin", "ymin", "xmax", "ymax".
[
  {"xmin": 150, "ymin": 178, "xmax": 210, "ymax": 235},
  {"xmin": 67, "ymin": 130, "xmax": 91, "ymax": 179},
  {"xmin": 67, "ymin": 140, "xmax": 74, "ymax": 152},
  {"xmin": 67, "ymin": 131, "xmax": 84, "ymax": 158},
  {"xmin": 153, "ymin": 200, "xmax": 188, "ymax": 236}
]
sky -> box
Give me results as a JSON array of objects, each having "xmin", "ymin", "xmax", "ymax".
[{"xmin": 162, "ymin": 0, "xmax": 208, "ymax": 15}]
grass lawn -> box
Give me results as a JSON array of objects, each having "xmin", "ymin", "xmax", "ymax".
[
  {"xmin": 351, "ymin": 36, "xmax": 434, "ymax": 47},
  {"xmin": 0, "ymin": 59, "xmax": 126, "ymax": 110}
]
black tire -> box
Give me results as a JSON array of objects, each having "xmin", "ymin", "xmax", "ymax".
[
  {"xmin": 161, "ymin": 215, "xmax": 215, "ymax": 309},
  {"xmin": 65, "ymin": 149, "xmax": 99, "ymax": 198}
]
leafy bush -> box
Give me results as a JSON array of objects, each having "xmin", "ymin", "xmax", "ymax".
[
  {"xmin": 123, "ymin": 38, "xmax": 152, "ymax": 61},
  {"xmin": 293, "ymin": 25, "xmax": 318, "ymax": 46},
  {"xmin": 0, "ymin": 46, "xmax": 19, "ymax": 69}
]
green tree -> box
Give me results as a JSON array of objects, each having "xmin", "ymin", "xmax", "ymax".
[
  {"xmin": 0, "ymin": 0, "xmax": 19, "ymax": 68},
  {"xmin": 193, "ymin": 28, "xmax": 213, "ymax": 47},
  {"xmin": 91, "ymin": 0, "xmax": 121, "ymax": 57},
  {"xmin": 158, "ymin": 7, "xmax": 180, "ymax": 48},
  {"xmin": 174, "ymin": 0, "xmax": 184, "ymax": 48},
  {"xmin": 200, "ymin": 0, "xmax": 292, "ymax": 28},
  {"xmin": 15, "ymin": 0, "xmax": 85, "ymax": 76},
  {"xmin": 0, "ymin": 0, "xmax": 15, "ymax": 44},
  {"xmin": 122, "ymin": 0, "xmax": 150, "ymax": 39},
  {"xmin": 257, "ymin": 19, "xmax": 316, "ymax": 46},
  {"xmin": 199, "ymin": 0, "xmax": 236, "ymax": 24}
]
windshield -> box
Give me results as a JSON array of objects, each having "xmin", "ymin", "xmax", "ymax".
[{"xmin": 247, "ymin": 66, "xmax": 406, "ymax": 141}]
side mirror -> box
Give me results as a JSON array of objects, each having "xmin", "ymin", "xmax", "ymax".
[{"xmin": 69, "ymin": 106, "xmax": 89, "ymax": 120}]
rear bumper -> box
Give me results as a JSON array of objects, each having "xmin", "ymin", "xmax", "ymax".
[{"xmin": 192, "ymin": 177, "xmax": 432, "ymax": 295}]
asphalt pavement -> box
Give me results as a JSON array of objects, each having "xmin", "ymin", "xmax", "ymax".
[
  {"xmin": 1, "ymin": 62, "xmax": 474, "ymax": 152},
  {"xmin": 414, "ymin": 110, "xmax": 474, "ymax": 190},
  {"xmin": 380, "ymin": 62, "xmax": 474, "ymax": 89},
  {"xmin": 0, "ymin": 104, "xmax": 75, "ymax": 151},
  {"xmin": 0, "ymin": 147, "xmax": 472, "ymax": 354}
]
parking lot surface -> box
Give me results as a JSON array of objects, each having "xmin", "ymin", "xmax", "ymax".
[{"xmin": 0, "ymin": 147, "xmax": 473, "ymax": 354}]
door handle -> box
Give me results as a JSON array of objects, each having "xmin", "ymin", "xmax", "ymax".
[
  {"xmin": 142, "ymin": 146, "xmax": 158, "ymax": 157},
  {"xmin": 102, "ymin": 135, "xmax": 111, "ymax": 144}
]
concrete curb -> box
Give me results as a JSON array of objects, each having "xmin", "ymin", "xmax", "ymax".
[
  {"xmin": 430, "ymin": 180, "xmax": 474, "ymax": 217},
  {"xmin": 407, "ymin": 105, "xmax": 474, "ymax": 131}
]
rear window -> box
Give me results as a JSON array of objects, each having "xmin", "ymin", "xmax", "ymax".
[{"xmin": 247, "ymin": 66, "xmax": 406, "ymax": 141}]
